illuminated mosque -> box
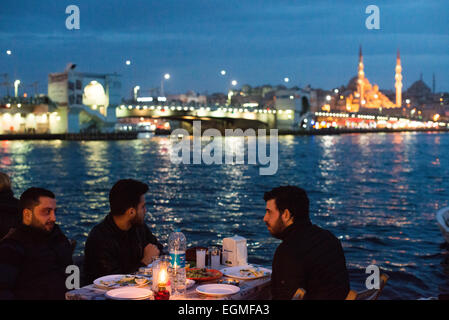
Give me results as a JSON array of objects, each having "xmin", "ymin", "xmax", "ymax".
[{"xmin": 345, "ymin": 47, "xmax": 403, "ymax": 113}]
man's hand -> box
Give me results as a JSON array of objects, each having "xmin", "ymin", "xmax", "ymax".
[{"xmin": 141, "ymin": 243, "xmax": 160, "ymax": 266}]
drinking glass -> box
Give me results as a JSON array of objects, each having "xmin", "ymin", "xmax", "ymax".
[
  {"xmin": 196, "ymin": 248, "xmax": 206, "ymax": 269},
  {"xmin": 210, "ymin": 247, "xmax": 221, "ymax": 269}
]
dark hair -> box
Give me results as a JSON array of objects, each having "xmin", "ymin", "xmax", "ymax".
[
  {"xmin": 263, "ymin": 186, "xmax": 310, "ymax": 223},
  {"xmin": 19, "ymin": 187, "xmax": 55, "ymax": 213},
  {"xmin": 109, "ymin": 179, "xmax": 149, "ymax": 216}
]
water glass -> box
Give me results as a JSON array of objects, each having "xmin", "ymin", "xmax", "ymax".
[
  {"xmin": 196, "ymin": 248, "xmax": 206, "ymax": 269},
  {"xmin": 210, "ymin": 247, "xmax": 221, "ymax": 269}
]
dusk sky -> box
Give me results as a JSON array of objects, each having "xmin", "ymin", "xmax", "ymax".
[{"xmin": 1, "ymin": 0, "xmax": 448, "ymax": 98}]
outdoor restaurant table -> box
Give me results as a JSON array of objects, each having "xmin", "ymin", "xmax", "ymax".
[{"xmin": 65, "ymin": 265, "xmax": 271, "ymax": 300}]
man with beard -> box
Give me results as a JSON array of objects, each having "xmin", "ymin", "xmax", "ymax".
[
  {"xmin": 263, "ymin": 186, "xmax": 349, "ymax": 300},
  {"xmin": 0, "ymin": 188, "xmax": 73, "ymax": 300},
  {"xmin": 83, "ymin": 179, "xmax": 163, "ymax": 284}
]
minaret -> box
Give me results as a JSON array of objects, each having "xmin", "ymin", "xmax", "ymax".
[
  {"xmin": 395, "ymin": 49, "xmax": 403, "ymax": 107},
  {"xmin": 358, "ymin": 45, "xmax": 365, "ymax": 105}
]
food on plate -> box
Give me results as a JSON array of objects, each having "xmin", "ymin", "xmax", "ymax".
[
  {"xmin": 186, "ymin": 268, "xmax": 222, "ymax": 280},
  {"xmin": 99, "ymin": 275, "xmax": 149, "ymax": 288},
  {"xmin": 239, "ymin": 267, "xmax": 265, "ymax": 277}
]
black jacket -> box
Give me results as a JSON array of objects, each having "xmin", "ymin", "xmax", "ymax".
[
  {"xmin": 83, "ymin": 214, "xmax": 163, "ymax": 285},
  {"xmin": 0, "ymin": 224, "xmax": 73, "ymax": 300},
  {"xmin": 0, "ymin": 190, "xmax": 20, "ymax": 240},
  {"xmin": 271, "ymin": 221, "xmax": 350, "ymax": 300}
]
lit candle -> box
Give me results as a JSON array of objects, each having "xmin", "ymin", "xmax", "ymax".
[
  {"xmin": 155, "ymin": 267, "xmax": 170, "ymax": 300},
  {"xmin": 158, "ymin": 268, "xmax": 168, "ymax": 287}
]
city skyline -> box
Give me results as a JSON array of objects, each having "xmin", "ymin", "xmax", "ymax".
[{"xmin": 1, "ymin": 0, "xmax": 448, "ymax": 97}]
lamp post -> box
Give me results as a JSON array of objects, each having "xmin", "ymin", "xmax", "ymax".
[
  {"xmin": 227, "ymin": 80, "xmax": 238, "ymax": 106},
  {"xmin": 14, "ymin": 80, "xmax": 20, "ymax": 98},
  {"xmin": 133, "ymin": 85, "xmax": 140, "ymax": 101},
  {"xmin": 160, "ymin": 73, "xmax": 170, "ymax": 97}
]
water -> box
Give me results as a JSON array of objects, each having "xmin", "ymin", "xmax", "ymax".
[{"xmin": 0, "ymin": 132, "xmax": 448, "ymax": 299}]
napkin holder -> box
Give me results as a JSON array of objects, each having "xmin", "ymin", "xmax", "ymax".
[{"xmin": 222, "ymin": 235, "xmax": 247, "ymax": 267}]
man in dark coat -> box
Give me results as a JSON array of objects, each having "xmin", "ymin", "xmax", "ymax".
[
  {"xmin": 0, "ymin": 172, "xmax": 20, "ymax": 240},
  {"xmin": 263, "ymin": 186, "xmax": 350, "ymax": 300},
  {"xmin": 83, "ymin": 179, "xmax": 163, "ymax": 285},
  {"xmin": 0, "ymin": 188, "xmax": 73, "ymax": 300}
]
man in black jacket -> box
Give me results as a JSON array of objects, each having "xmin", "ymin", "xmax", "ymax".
[
  {"xmin": 263, "ymin": 186, "xmax": 350, "ymax": 300},
  {"xmin": 0, "ymin": 172, "xmax": 20, "ymax": 240},
  {"xmin": 83, "ymin": 179, "xmax": 163, "ymax": 285},
  {"xmin": 0, "ymin": 187, "xmax": 73, "ymax": 300}
]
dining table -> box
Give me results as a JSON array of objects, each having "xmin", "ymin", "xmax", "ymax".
[{"xmin": 65, "ymin": 264, "xmax": 272, "ymax": 300}]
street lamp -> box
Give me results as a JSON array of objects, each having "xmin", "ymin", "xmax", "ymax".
[
  {"xmin": 220, "ymin": 70, "xmax": 226, "ymax": 76},
  {"xmin": 284, "ymin": 77, "xmax": 290, "ymax": 83},
  {"xmin": 6, "ymin": 50, "xmax": 11, "ymax": 55},
  {"xmin": 126, "ymin": 60, "xmax": 131, "ymax": 66},
  {"xmin": 134, "ymin": 85, "xmax": 140, "ymax": 101},
  {"xmin": 161, "ymin": 73, "xmax": 170, "ymax": 97},
  {"xmin": 231, "ymin": 80, "xmax": 238, "ymax": 87},
  {"xmin": 14, "ymin": 80, "xmax": 20, "ymax": 97}
]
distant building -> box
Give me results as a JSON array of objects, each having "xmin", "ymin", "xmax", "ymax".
[
  {"xmin": 344, "ymin": 47, "xmax": 400, "ymax": 113},
  {"xmin": 225, "ymin": 84, "xmax": 310, "ymax": 130},
  {"xmin": 167, "ymin": 91, "xmax": 207, "ymax": 105},
  {"xmin": 207, "ymin": 92, "xmax": 227, "ymax": 105},
  {"xmin": 0, "ymin": 96, "xmax": 59, "ymax": 134},
  {"xmin": 48, "ymin": 65, "xmax": 121, "ymax": 133}
]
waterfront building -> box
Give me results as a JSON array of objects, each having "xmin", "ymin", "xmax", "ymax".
[
  {"xmin": 48, "ymin": 65, "xmax": 121, "ymax": 133},
  {"xmin": 0, "ymin": 96, "xmax": 60, "ymax": 134}
]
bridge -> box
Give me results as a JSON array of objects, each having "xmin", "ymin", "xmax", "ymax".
[{"xmin": 115, "ymin": 104, "xmax": 298, "ymax": 131}]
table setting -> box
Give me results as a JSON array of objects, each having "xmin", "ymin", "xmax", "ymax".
[{"xmin": 66, "ymin": 235, "xmax": 272, "ymax": 300}]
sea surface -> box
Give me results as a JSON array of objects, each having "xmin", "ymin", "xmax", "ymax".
[{"xmin": 1, "ymin": 132, "xmax": 448, "ymax": 299}]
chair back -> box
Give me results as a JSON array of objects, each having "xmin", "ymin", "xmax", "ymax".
[
  {"xmin": 345, "ymin": 290, "xmax": 358, "ymax": 300},
  {"xmin": 292, "ymin": 288, "xmax": 306, "ymax": 300}
]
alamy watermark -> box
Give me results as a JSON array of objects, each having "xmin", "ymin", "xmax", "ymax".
[
  {"xmin": 66, "ymin": 5, "xmax": 80, "ymax": 30},
  {"xmin": 170, "ymin": 121, "xmax": 279, "ymax": 175},
  {"xmin": 365, "ymin": 5, "xmax": 380, "ymax": 30},
  {"xmin": 65, "ymin": 265, "xmax": 80, "ymax": 290},
  {"xmin": 365, "ymin": 264, "xmax": 381, "ymax": 289}
]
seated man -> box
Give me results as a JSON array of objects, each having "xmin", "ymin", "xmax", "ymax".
[
  {"xmin": 263, "ymin": 186, "xmax": 350, "ymax": 300},
  {"xmin": 83, "ymin": 179, "xmax": 163, "ymax": 284},
  {"xmin": 0, "ymin": 188, "xmax": 73, "ymax": 300},
  {"xmin": 0, "ymin": 172, "xmax": 20, "ymax": 240}
]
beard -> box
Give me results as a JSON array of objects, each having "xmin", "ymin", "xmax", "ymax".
[
  {"xmin": 266, "ymin": 217, "xmax": 287, "ymax": 239},
  {"xmin": 131, "ymin": 212, "xmax": 145, "ymax": 226},
  {"xmin": 31, "ymin": 216, "xmax": 55, "ymax": 233}
]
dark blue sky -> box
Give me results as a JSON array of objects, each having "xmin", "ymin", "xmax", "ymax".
[{"xmin": 1, "ymin": 0, "xmax": 448, "ymax": 98}]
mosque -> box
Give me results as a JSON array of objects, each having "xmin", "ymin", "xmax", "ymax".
[{"xmin": 344, "ymin": 47, "xmax": 402, "ymax": 113}]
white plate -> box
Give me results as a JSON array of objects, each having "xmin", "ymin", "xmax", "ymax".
[
  {"xmin": 105, "ymin": 287, "xmax": 153, "ymax": 300},
  {"xmin": 93, "ymin": 274, "xmax": 149, "ymax": 290},
  {"xmin": 221, "ymin": 265, "xmax": 272, "ymax": 280},
  {"xmin": 196, "ymin": 284, "xmax": 240, "ymax": 297}
]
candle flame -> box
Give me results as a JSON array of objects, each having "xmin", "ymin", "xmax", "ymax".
[{"xmin": 159, "ymin": 268, "xmax": 168, "ymax": 285}]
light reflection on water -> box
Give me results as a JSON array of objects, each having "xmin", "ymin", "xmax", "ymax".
[{"xmin": 0, "ymin": 133, "xmax": 448, "ymax": 299}]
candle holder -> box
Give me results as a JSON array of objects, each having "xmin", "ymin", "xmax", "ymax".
[
  {"xmin": 152, "ymin": 256, "xmax": 171, "ymax": 300},
  {"xmin": 154, "ymin": 283, "xmax": 170, "ymax": 300}
]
